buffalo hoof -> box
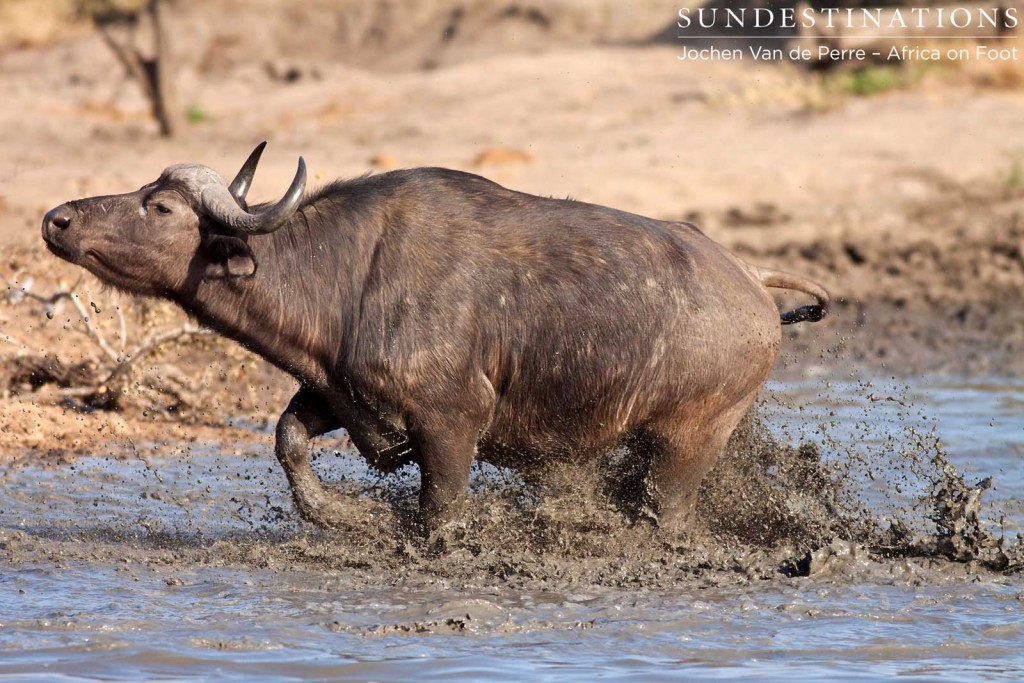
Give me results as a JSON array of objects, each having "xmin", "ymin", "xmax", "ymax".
[
  {"xmin": 422, "ymin": 506, "xmax": 471, "ymax": 554},
  {"xmin": 424, "ymin": 522, "xmax": 465, "ymax": 556},
  {"xmin": 652, "ymin": 504, "xmax": 700, "ymax": 540}
]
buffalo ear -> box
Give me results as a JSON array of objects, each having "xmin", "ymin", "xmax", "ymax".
[{"xmin": 202, "ymin": 235, "xmax": 258, "ymax": 279}]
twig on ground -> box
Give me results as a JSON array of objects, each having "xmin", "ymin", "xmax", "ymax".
[{"xmin": 0, "ymin": 332, "xmax": 32, "ymax": 353}]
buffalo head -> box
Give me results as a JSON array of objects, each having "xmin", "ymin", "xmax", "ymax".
[{"xmin": 42, "ymin": 143, "xmax": 306, "ymax": 295}]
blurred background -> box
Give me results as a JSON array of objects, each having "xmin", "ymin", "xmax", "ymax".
[{"xmin": 2, "ymin": 0, "xmax": 1024, "ymax": 432}]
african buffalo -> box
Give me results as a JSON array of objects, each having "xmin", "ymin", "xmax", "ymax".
[{"xmin": 42, "ymin": 143, "xmax": 829, "ymax": 534}]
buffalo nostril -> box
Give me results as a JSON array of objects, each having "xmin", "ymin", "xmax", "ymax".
[{"xmin": 44, "ymin": 206, "xmax": 73, "ymax": 231}]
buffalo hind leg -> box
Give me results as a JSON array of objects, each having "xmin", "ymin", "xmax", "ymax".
[
  {"xmin": 643, "ymin": 392, "xmax": 759, "ymax": 533},
  {"xmin": 275, "ymin": 388, "xmax": 352, "ymax": 528}
]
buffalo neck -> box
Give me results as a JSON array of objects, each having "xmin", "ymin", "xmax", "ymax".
[{"xmin": 177, "ymin": 198, "xmax": 380, "ymax": 387}]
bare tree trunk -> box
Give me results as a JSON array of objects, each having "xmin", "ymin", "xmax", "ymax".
[
  {"xmin": 147, "ymin": 0, "xmax": 183, "ymax": 137},
  {"xmin": 96, "ymin": 0, "xmax": 182, "ymax": 138}
]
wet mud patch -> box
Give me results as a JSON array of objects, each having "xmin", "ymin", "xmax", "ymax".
[
  {"xmin": 3, "ymin": 380, "xmax": 1020, "ymax": 593},
  {"xmin": 313, "ymin": 387, "xmax": 1022, "ymax": 586}
]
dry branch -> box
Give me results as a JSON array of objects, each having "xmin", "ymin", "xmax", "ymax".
[
  {"xmin": 69, "ymin": 292, "xmax": 121, "ymax": 364},
  {"xmin": 92, "ymin": 323, "xmax": 211, "ymax": 408},
  {"xmin": 0, "ymin": 332, "xmax": 32, "ymax": 353},
  {"xmin": 2, "ymin": 275, "xmax": 212, "ymax": 411}
]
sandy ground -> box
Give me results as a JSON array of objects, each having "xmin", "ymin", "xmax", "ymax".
[{"xmin": 2, "ymin": 1, "xmax": 1024, "ymax": 457}]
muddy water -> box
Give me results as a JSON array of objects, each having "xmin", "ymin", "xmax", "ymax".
[{"xmin": 1, "ymin": 377, "xmax": 1023, "ymax": 681}]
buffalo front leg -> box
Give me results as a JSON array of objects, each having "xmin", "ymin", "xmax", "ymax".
[
  {"xmin": 409, "ymin": 372, "xmax": 495, "ymax": 538},
  {"xmin": 411, "ymin": 405, "xmax": 490, "ymax": 538},
  {"xmin": 275, "ymin": 389, "xmax": 352, "ymax": 528}
]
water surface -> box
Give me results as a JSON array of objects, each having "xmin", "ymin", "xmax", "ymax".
[{"xmin": 1, "ymin": 376, "xmax": 1022, "ymax": 681}]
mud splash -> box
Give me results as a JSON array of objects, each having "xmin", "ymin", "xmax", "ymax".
[
  {"xmin": 285, "ymin": 386, "xmax": 1020, "ymax": 585},
  {"xmin": 4, "ymin": 380, "xmax": 1019, "ymax": 591}
]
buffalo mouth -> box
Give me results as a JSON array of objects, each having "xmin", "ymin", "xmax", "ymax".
[
  {"xmin": 42, "ymin": 232, "xmax": 80, "ymax": 264},
  {"xmin": 81, "ymin": 249, "xmax": 128, "ymax": 282}
]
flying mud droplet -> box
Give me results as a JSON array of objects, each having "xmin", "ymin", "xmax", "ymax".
[{"xmin": 2, "ymin": 390, "xmax": 1019, "ymax": 587}]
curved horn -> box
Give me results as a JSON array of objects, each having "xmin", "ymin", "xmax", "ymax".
[
  {"xmin": 202, "ymin": 157, "xmax": 306, "ymax": 235},
  {"xmin": 228, "ymin": 141, "xmax": 267, "ymax": 207}
]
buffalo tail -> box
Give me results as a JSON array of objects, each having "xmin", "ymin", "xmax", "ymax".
[{"xmin": 750, "ymin": 266, "xmax": 831, "ymax": 325}]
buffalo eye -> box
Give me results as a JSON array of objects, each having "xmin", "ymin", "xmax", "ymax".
[{"xmin": 155, "ymin": 203, "xmax": 172, "ymax": 215}]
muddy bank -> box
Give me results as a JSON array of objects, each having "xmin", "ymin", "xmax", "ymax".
[
  {"xmin": 3, "ymin": 6, "xmax": 1023, "ymax": 384},
  {"xmin": 729, "ymin": 179, "xmax": 1024, "ymax": 377},
  {"xmin": 779, "ymin": 300, "xmax": 1024, "ymax": 378}
]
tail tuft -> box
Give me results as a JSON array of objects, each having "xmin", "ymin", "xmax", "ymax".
[{"xmin": 780, "ymin": 304, "xmax": 825, "ymax": 325}]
